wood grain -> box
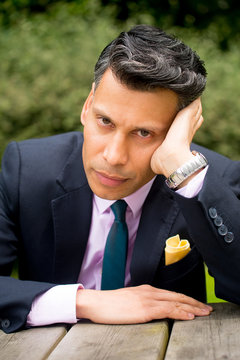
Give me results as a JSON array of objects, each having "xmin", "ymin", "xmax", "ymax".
[
  {"xmin": 48, "ymin": 320, "xmax": 169, "ymax": 360},
  {"xmin": 0, "ymin": 325, "xmax": 67, "ymax": 360},
  {"xmin": 165, "ymin": 302, "xmax": 240, "ymax": 360}
]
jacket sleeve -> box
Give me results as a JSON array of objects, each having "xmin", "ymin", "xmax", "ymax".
[
  {"xmin": 0, "ymin": 142, "xmax": 56, "ymax": 333},
  {"xmin": 171, "ymin": 153, "xmax": 240, "ymax": 304}
]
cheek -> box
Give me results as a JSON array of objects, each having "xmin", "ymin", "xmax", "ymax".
[
  {"xmin": 132, "ymin": 148, "xmax": 155, "ymax": 176},
  {"xmin": 83, "ymin": 131, "xmax": 106, "ymax": 169}
]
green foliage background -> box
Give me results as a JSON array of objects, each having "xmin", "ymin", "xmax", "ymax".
[
  {"xmin": 0, "ymin": 1, "xmax": 239, "ymax": 161},
  {"xmin": 0, "ymin": 2, "xmax": 119, "ymax": 157}
]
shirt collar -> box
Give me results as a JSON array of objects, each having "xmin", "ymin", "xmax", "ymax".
[{"xmin": 93, "ymin": 176, "xmax": 156, "ymax": 218}]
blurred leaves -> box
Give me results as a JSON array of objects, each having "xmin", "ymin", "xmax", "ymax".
[
  {"xmin": 171, "ymin": 27, "xmax": 240, "ymax": 159},
  {"xmin": 101, "ymin": 0, "xmax": 240, "ymax": 50},
  {"xmin": 1, "ymin": 1, "xmax": 240, "ymax": 49},
  {"xmin": 0, "ymin": 1, "xmax": 239, "ymax": 160},
  {"xmin": 0, "ymin": 2, "xmax": 120, "ymax": 156}
]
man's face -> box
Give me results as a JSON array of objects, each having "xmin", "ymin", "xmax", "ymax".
[{"xmin": 81, "ymin": 69, "xmax": 178, "ymax": 200}]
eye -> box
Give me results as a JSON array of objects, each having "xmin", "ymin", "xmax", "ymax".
[
  {"xmin": 99, "ymin": 117, "xmax": 112, "ymax": 126},
  {"xmin": 101, "ymin": 117, "xmax": 111, "ymax": 125},
  {"xmin": 137, "ymin": 129, "xmax": 151, "ymax": 138}
]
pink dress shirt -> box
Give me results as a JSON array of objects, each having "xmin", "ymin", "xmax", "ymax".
[{"xmin": 27, "ymin": 168, "xmax": 208, "ymax": 326}]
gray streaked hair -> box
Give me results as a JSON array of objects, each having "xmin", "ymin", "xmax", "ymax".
[{"xmin": 94, "ymin": 25, "xmax": 207, "ymax": 109}]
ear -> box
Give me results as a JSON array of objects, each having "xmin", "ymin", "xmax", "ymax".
[{"xmin": 81, "ymin": 83, "xmax": 95, "ymax": 126}]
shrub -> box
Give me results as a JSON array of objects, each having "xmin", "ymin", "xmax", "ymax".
[
  {"xmin": 0, "ymin": 7, "xmax": 239, "ymax": 160},
  {"xmin": 0, "ymin": 3, "xmax": 120, "ymax": 156},
  {"xmin": 179, "ymin": 27, "xmax": 240, "ymax": 160}
]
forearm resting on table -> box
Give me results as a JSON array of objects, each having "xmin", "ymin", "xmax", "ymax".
[{"xmin": 76, "ymin": 286, "xmax": 212, "ymax": 324}]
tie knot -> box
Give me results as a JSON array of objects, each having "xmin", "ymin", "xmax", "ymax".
[{"xmin": 111, "ymin": 200, "xmax": 127, "ymax": 222}]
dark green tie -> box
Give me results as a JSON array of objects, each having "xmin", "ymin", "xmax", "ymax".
[{"xmin": 101, "ymin": 200, "xmax": 128, "ymax": 290}]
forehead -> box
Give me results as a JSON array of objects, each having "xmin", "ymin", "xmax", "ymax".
[{"xmin": 92, "ymin": 70, "xmax": 179, "ymax": 128}]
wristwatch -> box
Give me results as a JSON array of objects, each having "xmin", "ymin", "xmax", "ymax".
[{"xmin": 165, "ymin": 151, "xmax": 208, "ymax": 189}]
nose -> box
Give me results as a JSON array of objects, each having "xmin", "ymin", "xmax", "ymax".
[{"xmin": 103, "ymin": 134, "xmax": 128, "ymax": 166}]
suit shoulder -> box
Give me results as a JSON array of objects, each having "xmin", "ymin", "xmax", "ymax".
[
  {"xmin": 17, "ymin": 131, "xmax": 83, "ymax": 151},
  {"xmin": 5, "ymin": 132, "xmax": 84, "ymax": 181},
  {"xmin": 13, "ymin": 131, "xmax": 82, "ymax": 163}
]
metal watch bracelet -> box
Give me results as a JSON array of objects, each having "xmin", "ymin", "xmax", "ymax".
[{"xmin": 165, "ymin": 151, "xmax": 208, "ymax": 189}]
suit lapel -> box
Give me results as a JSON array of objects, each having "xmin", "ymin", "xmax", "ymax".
[
  {"xmin": 130, "ymin": 176, "xmax": 180, "ymax": 286},
  {"xmin": 51, "ymin": 134, "xmax": 93, "ymax": 284}
]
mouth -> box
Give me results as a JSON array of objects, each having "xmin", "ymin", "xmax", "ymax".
[{"xmin": 95, "ymin": 170, "xmax": 128, "ymax": 187}]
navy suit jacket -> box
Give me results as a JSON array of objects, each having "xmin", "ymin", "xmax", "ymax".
[{"xmin": 0, "ymin": 131, "xmax": 240, "ymax": 333}]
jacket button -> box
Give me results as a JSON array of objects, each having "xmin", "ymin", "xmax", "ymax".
[
  {"xmin": 214, "ymin": 216, "xmax": 223, "ymax": 227},
  {"xmin": 1, "ymin": 319, "xmax": 10, "ymax": 329},
  {"xmin": 209, "ymin": 207, "xmax": 217, "ymax": 219},
  {"xmin": 224, "ymin": 232, "xmax": 234, "ymax": 243},
  {"xmin": 218, "ymin": 225, "xmax": 228, "ymax": 236}
]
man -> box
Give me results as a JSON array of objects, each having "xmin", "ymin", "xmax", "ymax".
[{"xmin": 0, "ymin": 25, "xmax": 240, "ymax": 334}]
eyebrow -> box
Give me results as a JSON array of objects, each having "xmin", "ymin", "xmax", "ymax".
[
  {"xmin": 92, "ymin": 105, "xmax": 112, "ymax": 118},
  {"xmin": 93, "ymin": 105, "xmax": 112, "ymax": 119}
]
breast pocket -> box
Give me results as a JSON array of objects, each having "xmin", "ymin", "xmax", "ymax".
[{"xmin": 152, "ymin": 245, "xmax": 206, "ymax": 301}]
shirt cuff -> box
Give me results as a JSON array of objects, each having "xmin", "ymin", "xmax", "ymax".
[
  {"xmin": 176, "ymin": 166, "xmax": 208, "ymax": 198},
  {"xmin": 27, "ymin": 284, "xmax": 83, "ymax": 327}
]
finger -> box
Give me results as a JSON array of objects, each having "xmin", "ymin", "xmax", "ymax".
[
  {"xmin": 150, "ymin": 301, "xmax": 195, "ymax": 321},
  {"xmin": 175, "ymin": 98, "xmax": 202, "ymax": 132},
  {"xmin": 193, "ymin": 115, "xmax": 204, "ymax": 134},
  {"xmin": 171, "ymin": 301, "xmax": 211, "ymax": 317},
  {"xmin": 188, "ymin": 98, "xmax": 201, "ymax": 113},
  {"xmin": 196, "ymin": 114, "xmax": 204, "ymax": 130},
  {"xmin": 152, "ymin": 301, "xmax": 211, "ymax": 321},
  {"xmin": 153, "ymin": 288, "xmax": 212, "ymax": 311},
  {"xmin": 195, "ymin": 105, "xmax": 202, "ymax": 122},
  {"xmin": 177, "ymin": 99, "xmax": 199, "ymax": 119}
]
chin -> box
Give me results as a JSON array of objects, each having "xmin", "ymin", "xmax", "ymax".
[
  {"xmin": 91, "ymin": 185, "xmax": 131, "ymax": 200},
  {"xmin": 93, "ymin": 190, "xmax": 124, "ymax": 200}
]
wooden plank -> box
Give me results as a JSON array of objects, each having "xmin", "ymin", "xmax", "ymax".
[
  {"xmin": 0, "ymin": 325, "xmax": 67, "ymax": 360},
  {"xmin": 165, "ymin": 302, "xmax": 240, "ymax": 360},
  {"xmin": 48, "ymin": 320, "xmax": 169, "ymax": 360}
]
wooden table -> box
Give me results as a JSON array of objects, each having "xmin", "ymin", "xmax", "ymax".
[
  {"xmin": 1, "ymin": 303, "xmax": 240, "ymax": 360},
  {"xmin": 165, "ymin": 302, "xmax": 240, "ymax": 360}
]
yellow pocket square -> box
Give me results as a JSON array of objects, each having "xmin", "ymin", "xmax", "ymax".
[{"xmin": 165, "ymin": 234, "xmax": 191, "ymax": 265}]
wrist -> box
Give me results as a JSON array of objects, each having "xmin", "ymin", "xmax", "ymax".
[
  {"xmin": 159, "ymin": 150, "xmax": 194, "ymax": 178},
  {"xmin": 76, "ymin": 288, "xmax": 86, "ymax": 319},
  {"xmin": 165, "ymin": 151, "xmax": 208, "ymax": 189},
  {"xmin": 76, "ymin": 288, "xmax": 94, "ymax": 320}
]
